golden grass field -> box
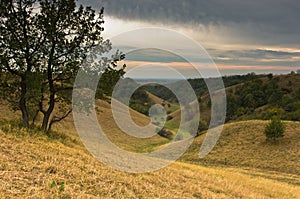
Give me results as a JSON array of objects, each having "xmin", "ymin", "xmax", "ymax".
[
  {"xmin": 181, "ymin": 120, "xmax": 300, "ymax": 174},
  {"xmin": 1, "ymin": 128, "xmax": 300, "ymax": 198},
  {"xmin": 0, "ymin": 100, "xmax": 300, "ymax": 198}
]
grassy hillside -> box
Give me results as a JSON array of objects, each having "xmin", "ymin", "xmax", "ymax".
[
  {"xmin": 0, "ymin": 98, "xmax": 169, "ymax": 153},
  {"xmin": 95, "ymin": 99, "xmax": 170, "ymax": 153},
  {"xmin": 181, "ymin": 120, "xmax": 300, "ymax": 175},
  {"xmin": 1, "ymin": 128, "xmax": 300, "ymax": 198},
  {"xmin": 146, "ymin": 91, "xmax": 180, "ymax": 114},
  {"xmin": 1, "ymin": 89, "xmax": 300, "ymax": 198}
]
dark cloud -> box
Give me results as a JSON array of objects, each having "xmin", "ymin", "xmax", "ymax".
[
  {"xmin": 81, "ymin": 0, "xmax": 299, "ymax": 25},
  {"xmin": 79, "ymin": 0, "xmax": 300, "ymax": 46}
]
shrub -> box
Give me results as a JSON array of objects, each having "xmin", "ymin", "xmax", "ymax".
[
  {"xmin": 157, "ymin": 128, "xmax": 173, "ymax": 139},
  {"xmin": 264, "ymin": 117, "xmax": 285, "ymax": 141},
  {"xmin": 196, "ymin": 120, "xmax": 208, "ymax": 136},
  {"xmin": 166, "ymin": 115, "xmax": 173, "ymax": 121}
]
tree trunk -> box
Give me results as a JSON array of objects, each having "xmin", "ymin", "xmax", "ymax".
[
  {"xmin": 41, "ymin": 113, "xmax": 50, "ymax": 132},
  {"xmin": 31, "ymin": 110, "xmax": 39, "ymax": 126},
  {"xmin": 41, "ymin": 39, "xmax": 56, "ymax": 133},
  {"xmin": 19, "ymin": 76, "xmax": 29, "ymax": 128},
  {"xmin": 47, "ymin": 109, "xmax": 72, "ymax": 133},
  {"xmin": 41, "ymin": 93, "xmax": 55, "ymax": 132}
]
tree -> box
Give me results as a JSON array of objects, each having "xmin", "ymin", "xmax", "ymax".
[
  {"xmin": 268, "ymin": 89, "xmax": 283, "ymax": 104},
  {"xmin": 198, "ymin": 119, "xmax": 208, "ymax": 133},
  {"xmin": 267, "ymin": 73, "xmax": 273, "ymax": 80},
  {"xmin": 226, "ymin": 93, "xmax": 239, "ymax": 120},
  {"xmin": 243, "ymin": 93, "xmax": 255, "ymax": 109},
  {"xmin": 0, "ymin": 0, "xmax": 125, "ymax": 132},
  {"xmin": 264, "ymin": 117, "xmax": 285, "ymax": 141},
  {"xmin": 0, "ymin": 0, "xmax": 43, "ymax": 127}
]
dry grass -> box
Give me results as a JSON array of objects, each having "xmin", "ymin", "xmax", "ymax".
[
  {"xmin": 1, "ymin": 99, "xmax": 300, "ymax": 198},
  {"xmin": 182, "ymin": 120, "xmax": 300, "ymax": 175},
  {"xmin": 0, "ymin": 99, "xmax": 170, "ymax": 153},
  {"xmin": 1, "ymin": 129, "xmax": 300, "ymax": 198},
  {"xmin": 94, "ymin": 99, "xmax": 170, "ymax": 153}
]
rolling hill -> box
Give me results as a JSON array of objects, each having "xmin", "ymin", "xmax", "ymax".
[
  {"xmin": 181, "ymin": 120, "xmax": 300, "ymax": 175},
  {"xmin": 152, "ymin": 73, "xmax": 300, "ymax": 129},
  {"xmin": 1, "ymin": 122, "xmax": 300, "ymax": 198},
  {"xmin": 1, "ymin": 73, "xmax": 300, "ymax": 198},
  {"xmin": 1, "ymin": 97, "xmax": 300, "ymax": 198}
]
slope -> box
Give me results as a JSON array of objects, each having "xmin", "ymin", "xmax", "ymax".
[
  {"xmin": 181, "ymin": 120, "xmax": 300, "ymax": 175},
  {"xmin": 0, "ymin": 98, "xmax": 170, "ymax": 153},
  {"xmin": 1, "ymin": 129, "xmax": 300, "ymax": 198}
]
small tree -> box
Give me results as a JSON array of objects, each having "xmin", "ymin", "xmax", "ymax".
[
  {"xmin": 0, "ymin": 0, "xmax": 125, "ymax": 132},
  {"xmin": 196, "ymin": 119, "xmax": 208, "ymax": 136},
  {"xmin": 264, "ymin": 117, "xmax": 285, "ymax": 141}
]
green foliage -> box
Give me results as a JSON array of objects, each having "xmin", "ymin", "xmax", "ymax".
[
  {"xmin": 226, "ymin": 93, "xmax": 240, "ymax": 120},
  {"xmin": 129, "ymin": 101, "xmax": 149, "ymax": 115},
  {"xmin": 264, "ymin": 117, "xmax": 285, "ymax": 141},
  {"xmin": 268, "ymin": 89, "xmax": 283, "ymax": 104},
  {"xmin": 142, "ymin": 74, "xmax": 300, "ymax": 123},
  {"xmin": 265, "ymin": 108, "xmax": 285, "ymax": 120},
  {"xmin": 128, "ymin": 88, "xmax": 153, "ymax": 115},
  {"xmin": 96, "ymin": 66, "xmax": 126, "ymax": 101},
  {"xmin": 50, "ymin": 181, "xmax": 56, "ymax": 189},
  {"xmin": 222, "ymin": 74, "xmax": 300, "ymax": 121},
  {"xmin": 59, "ymin": 182, "xmax": 65, "ymax": 192},
  {"xmin": 0, "ymin": 0, "xmax": 125, "ymax": 132},
  {"xmin": 49, "ymin": 180, "xmax": 65, "ymax": 192},
  {"xmin": 142, "ymin": 84, "xmax": 178, "ymax": 103}
]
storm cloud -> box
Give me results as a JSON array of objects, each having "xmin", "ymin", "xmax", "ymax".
[
  {"xmin": 79, "ymin": 0, "xmax": 300, "ymax": 46},
  {"xmin": 77, "ymin": 0, "xmax": 300, "ymax": 76}
]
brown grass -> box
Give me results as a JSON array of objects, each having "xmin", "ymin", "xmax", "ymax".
[
  {"xmin": 1, "ymin": 129, "xmax": 300, "ymax": 198},
  {"xmin": 1, "ymin": 99, "xmax": 300, "ymax": 198},
  {"xmin": 182, "ymin": 120, "xmax": 300, "ymax": 175}
]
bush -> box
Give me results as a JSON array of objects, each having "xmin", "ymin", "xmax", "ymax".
[
  {"xmin": 166, "ymin": 115, "xmax": 173, "ymax": 121},
  {"xmin": 196, "ymin": 119, "xmax": 208, "ymax": 136},
  {"xmin": 157, "ymin": 128, "xmax": 173, "ymax": 139},
  {"xmin": 264, "ymin": 117, "xmax": 285, "ymax": 141}
]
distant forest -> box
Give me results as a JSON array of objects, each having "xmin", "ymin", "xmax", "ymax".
[{"xmin": 130, "ymin": 73, "xmax": 300, "ymax": 122}]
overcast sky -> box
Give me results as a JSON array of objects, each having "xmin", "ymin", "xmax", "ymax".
[{"xmin": 79, "ymin": 0, "xmax": 300, "ymax": 78}]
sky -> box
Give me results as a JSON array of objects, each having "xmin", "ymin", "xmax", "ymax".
[{"xmin": 79, "ymin": 0, "xmax": 300, "ymax": 78}]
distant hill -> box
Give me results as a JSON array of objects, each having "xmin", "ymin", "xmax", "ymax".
[
  {"xmin": 224, "ymin": 73, "xmax": 300, "ymax": 122},
  {"xmin": 142, "ymin": 73, "xmax": 267, "ymax": 102},
  {"xmin": 143, "ymin": 73, "xmax": 300, "ymax": 126}
]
